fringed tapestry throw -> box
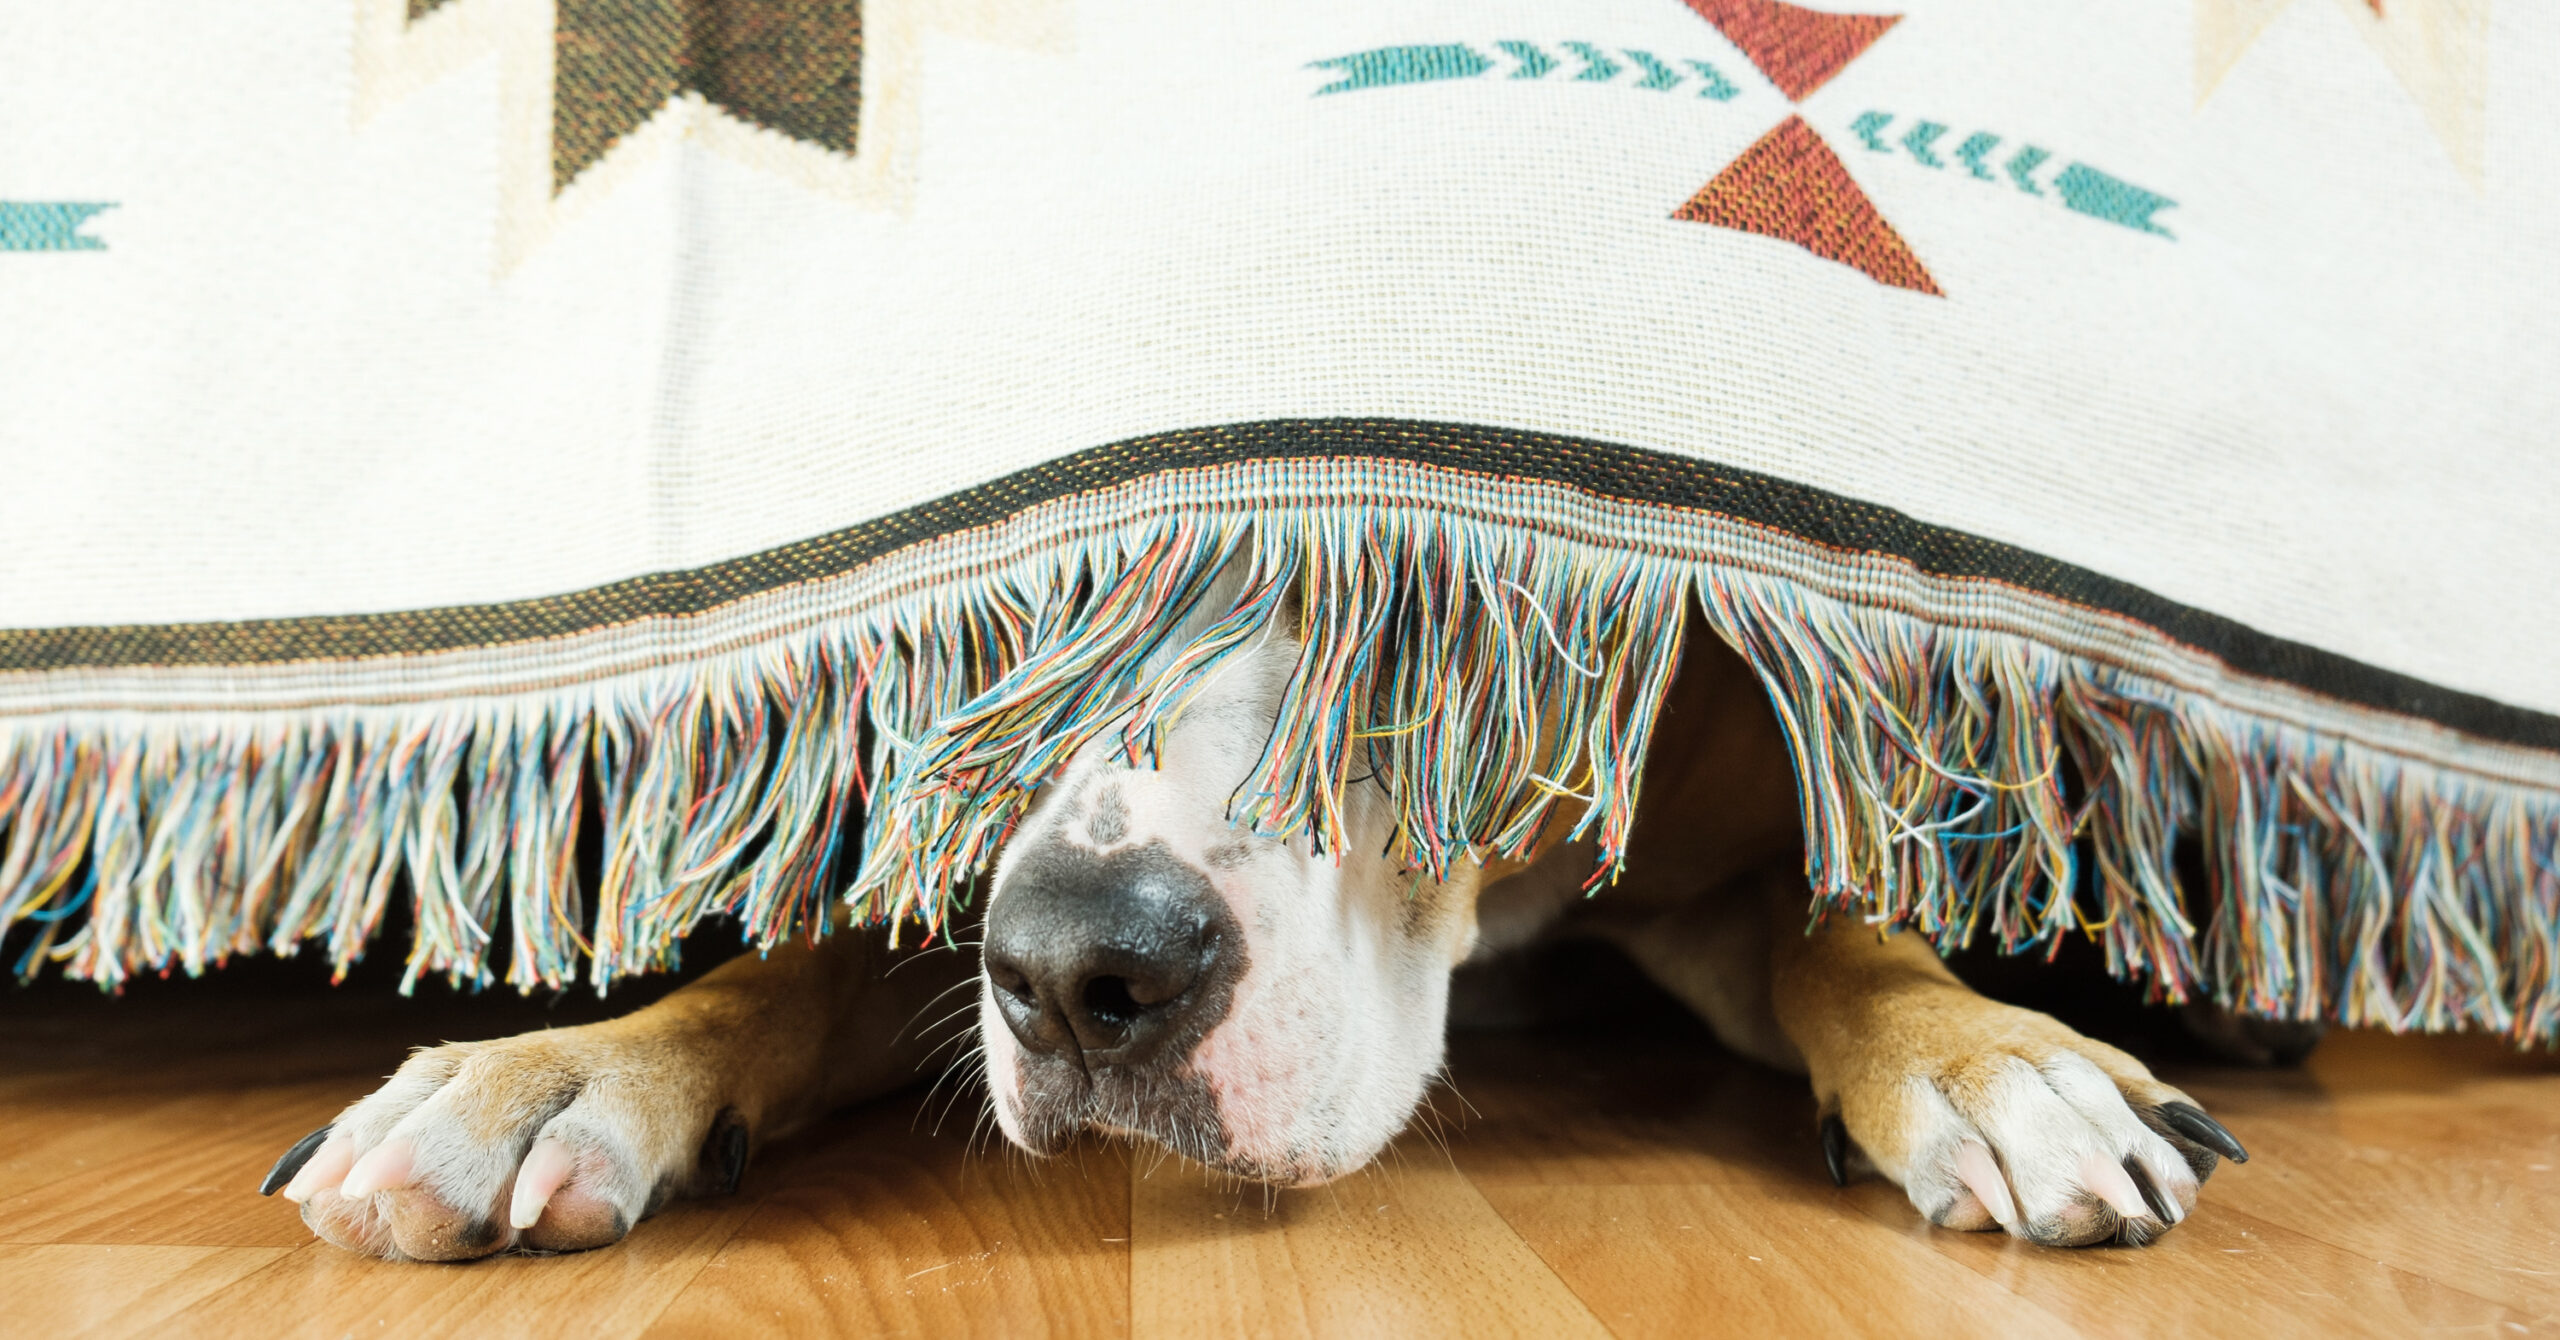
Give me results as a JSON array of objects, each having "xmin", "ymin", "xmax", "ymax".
[{"xmin": 4, "ymin": 0, "xmax": 2555, "ymax": 1043}]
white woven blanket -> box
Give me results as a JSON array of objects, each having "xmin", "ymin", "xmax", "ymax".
[{"xmin": 2, "ymin": 0, "xmax": 2553, "ymax": 1040}]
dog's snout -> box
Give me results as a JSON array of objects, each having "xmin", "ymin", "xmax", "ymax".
[{"xmin": 984, "ymin": 841, "xmax": 1229, "ymax": 1067}]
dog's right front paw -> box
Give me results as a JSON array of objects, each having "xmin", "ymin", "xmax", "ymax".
[
  {"xmin": 262, "ymin": 1025, "xmax": 746, "ymax": 1262},
  {"xmin": 1822, "ymin": 988, "xmax": 2247, "ymax": 1248}
]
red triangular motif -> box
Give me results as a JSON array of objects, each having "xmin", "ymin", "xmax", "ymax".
[
  {"xmin": 1673, "ymin": 115, "xmax": 1941, "ymax": 295},
  {"xmin": 1681, "ymin": 0, "xmax": 1902, "ymax": 101}
]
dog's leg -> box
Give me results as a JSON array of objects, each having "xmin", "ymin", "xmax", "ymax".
[
  {"xmin": 1762, "ymin": 875, "xmax": 2247, "ymax": 1246},
  {"xmin": 264, "ymin": 924, "xmax": 976, "ymax": 1261},
  {"xmin": 1608, "ymin": 880, "xmax": 1804, "ymax": 1073}
]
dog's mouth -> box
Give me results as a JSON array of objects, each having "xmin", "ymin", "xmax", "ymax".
[
  {"xmin": 983, "ymin": 980, "xmax": 1366, "ymax": 1186},
  {"xmin": 1004, "ymin": 1050, "xmax": 1228, "ymax": 1163},
  {"xmin": 988, "ymin": 1019, "xmax": 1377, "ymax": 1187}
]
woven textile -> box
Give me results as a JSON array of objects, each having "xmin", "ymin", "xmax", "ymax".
[{"xmin": 4, "ymin": 0, "xmax": 2555, "ymax": 1040}]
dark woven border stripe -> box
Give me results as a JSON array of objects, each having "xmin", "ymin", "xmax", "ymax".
[{"xmin": 5, "ymin": 417, "xmax": 2554, "ymax": 751}]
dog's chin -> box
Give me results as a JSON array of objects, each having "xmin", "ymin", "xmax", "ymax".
[
  {"xmin": 1016, "ymin": 1116, "xmax": 1376, "ymax": 1188},
  {"xmin": 998, "ymin": 1086, "xmax": 1402, "ymax": 1188},
  {"xmin": 1170, "ymin": 1148, "xmax": 1364, "ymax": 1188},
  {"xmin": 1214, "ymin": 1144, "xmax": 1387, "ymax": 1188}
]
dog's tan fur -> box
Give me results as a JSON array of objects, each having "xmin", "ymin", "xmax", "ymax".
[
  {"xmin": 286, "ymin": 926, "xmax": 976, "ymax": 1259},
  {"xmin": 279, "ymin": 627, "xmax": 2229, "ymax": 1260}
]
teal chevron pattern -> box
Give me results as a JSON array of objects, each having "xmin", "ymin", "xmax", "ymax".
[
  {"xmin": 1624, "ymin": 49, "xmax": 1684, "ymax": 91},
  {"xmin": 1561, "ymin": 42, "xmax": 1623, "ymax": 82},
  {"xmin": 1496, "ymin": 41, "xmax": 1556, "ymax": 79},
  {"xmin": 1850, "ymin": 110, "xmax": 2174, "ymax": 239},
  {"xmin": 1311, "ymin": 42, "xmax": 1748, "ymax": 103},
  {"xmin": 1953, "ymin": 132, "xmax": 2000, "ymax": 181},
  {"xmin": 1297, "ymin": 43, "xmax": 2190, "ymax": 251},
  {"xmin": 1, "ymin": 202, "xmax": 115, "ymax": 251},
  {"xmin": 1684, "ymin": 59, "xmax": 1741, "ymax": 101},
  {"xmin": 1308, "ymin": 44, "xmax": 1493, "ymax": 95},
  {"xmin": 2005, "ymin": 145, "xmax": 2051, "ymax": 195},
  {"xmin": 2052, "ymin": 164, "xmax": 2177, "ymax": 236}
]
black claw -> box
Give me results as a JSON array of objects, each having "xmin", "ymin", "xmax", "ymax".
[
  {"xmin": 704, "ymin": 1109, "xmax": 751, "ymax": 1197},
  {"xmin": 2122, "ymin": 1155, "xmax": 2176, "ymax": 1224},
  {"xmin": 1819, "ymin": 1113, "xmax": 1849, "ymax": 1187},
  {"xmin": 259, "ymin": 1124, "xmax": 332, "ymax": 1196},
  {"xmin": 719, "ymin": 1122, "xmax": 749, "ymax": 1195},
  {"xmin": 2157, "ymin": 1102, "xmax": 2249, "ymax": 1164}
]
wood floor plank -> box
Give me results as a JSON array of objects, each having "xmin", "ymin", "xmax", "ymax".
[
  {"xmin": 163, "ymin": 1202, "xmax": 754, "ymax": 1340},
  {"xmin": 2162, "ymin": 1112, "xmax": 2560, "ymax": 1316},
  {"xmin": 1441, "ymin": 1027, "xmax": 2072, "ymax": 1337},
  {"xmin": 9, "ymin": 978, "xmax": 2560, "ymax": 1334},
  {"xmin": 0, "ymin": 1080, "xmax": 328, "ymax": 1205},
  {"xmin": 0, "ymin": 1244, "xmax": 289, "ymax": 1338},
  {"xmin": 1833, "ymin": 1179, "xmax": 2543, "ymax": 1337},
  {"xmin": 0, "ymin": 1070, "xmax": 366, "ymax": 1204},
  {"xmin": 642, "ymin": 1101, "xmax": 1131, "ymax": 1339},
  {"xmin": 0, "ymin": 1087, "xmax": 343, "ymax": 1247},
  {"xmin": 1476, "ymin": 1180, "xmax": 2072, "ymax": 1338},
  {"xmin": 2167, "ymin": 1037, "xmax": 2560, "ymax": 1315},
  {"xmin": 1130, "ymin": 1144, "xmax": 1607, "ymax": 1339},
  {"xmin": 1445, "ymin": 1024, "xmax": 2559, "ymax": 1335}
]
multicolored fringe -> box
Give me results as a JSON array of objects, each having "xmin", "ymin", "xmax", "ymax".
[{"xmin": 2, "ymin": 503, "xmax": 2555, "ymax": 1043}]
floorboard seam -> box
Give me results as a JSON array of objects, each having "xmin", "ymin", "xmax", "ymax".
[
  {"xmin": 1455, "ymin": 1171, "xmax": 1647, "ymax": 1338},
  {"xmin": 164, "ymin": 1240, "xmax": 330, "ymax": 1332},
  {"xmin": 622, "ymin": 1204, "xmax": 763, "ymax": 1339},
  {"xmin": 2210, "ymin": 1201, "xmax": 2548, "ymax": 1320}
]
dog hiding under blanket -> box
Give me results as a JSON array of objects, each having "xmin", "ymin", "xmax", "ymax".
[{"xmin": 262, "ymin": 593, "xmax": 2263, "ymax": 1260}]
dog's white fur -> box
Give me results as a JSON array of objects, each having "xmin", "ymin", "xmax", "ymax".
[{"xmin": 982, "ymin": 627, "xmax": 1480, "ymax": 1184}]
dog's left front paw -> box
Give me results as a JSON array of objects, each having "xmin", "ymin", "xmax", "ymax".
[{"xmin": 1825, "ymin": 992, "xmax": 2248, "ymax": 1247}]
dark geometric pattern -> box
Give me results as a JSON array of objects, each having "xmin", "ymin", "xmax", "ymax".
[
  {"xmin": 553, "ymin": 0, "xmax": 862, "ymax": 189},
  {"xmin": 406, "ymin": 0, "xmax": 864, "ymax": 192}
]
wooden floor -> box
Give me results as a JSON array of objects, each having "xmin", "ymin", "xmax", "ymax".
[{"xmin": 2, "ymin": 968, "xmax": 2555, "ymax": 1339}]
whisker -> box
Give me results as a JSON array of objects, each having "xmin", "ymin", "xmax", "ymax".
[
  {"xmin": 1434, "ymin": 1067, "xmax": 1483, "ymax": 1123},
  {"xmin": 933, "ymin": 1051, "xmax": 987, "ymax": 1133},
  {"xmin": 915, "ymin": 1042, "xmax": 986, "ymax": 1135},
  {"xmin": 909, "ymin": 1002, "xmax": 986, "ymax": 1061},
  {"xmin": 891, "ymin": 979, "xmax": 984, "ymax": 1050},
  {"xmin": 966, "ymin": 1099, "xmax": 1000, "ymax": 1162},
  {"xmin": 883, "ymin": 941, "xmax": 977, "ymax": 978}
]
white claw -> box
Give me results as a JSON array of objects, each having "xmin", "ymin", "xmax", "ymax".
[
  {"xmin": 281, "ymin": 1133, "xmax": 357, "ymax": 1204},
  {"xmin": 1953, "ymin": 1139, "xmax": 2018, "ymax": 1230},
  {"xmin": 2079, "ymin": 1152, "xmax": 2155, "ymax": 1222},
  {"xmin": 510, "ymin": 1138, "xmax": 577, "ymax": 1231},
  {"xmin": 337, "ymin": 1137, "xmax": 416, "ymax": 1199}
]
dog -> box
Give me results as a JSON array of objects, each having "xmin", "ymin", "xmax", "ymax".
[{"xmin": 261, "ymin": 584, "xmax": 2255, "ymax": 1261}]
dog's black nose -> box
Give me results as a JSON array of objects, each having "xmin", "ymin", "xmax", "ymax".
[{"xmin": 983, "ymin": 840, "xmax": 1229, "ymax": 1067}]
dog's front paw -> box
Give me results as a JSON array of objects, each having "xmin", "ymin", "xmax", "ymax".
[
  {"xmin": 260, "ymin": 1024, "xmax": 745, "ymax": 1261},
  {"xmin": 1826, "ymin": 993, "xmax": 2247, "ymax": 1247}
]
